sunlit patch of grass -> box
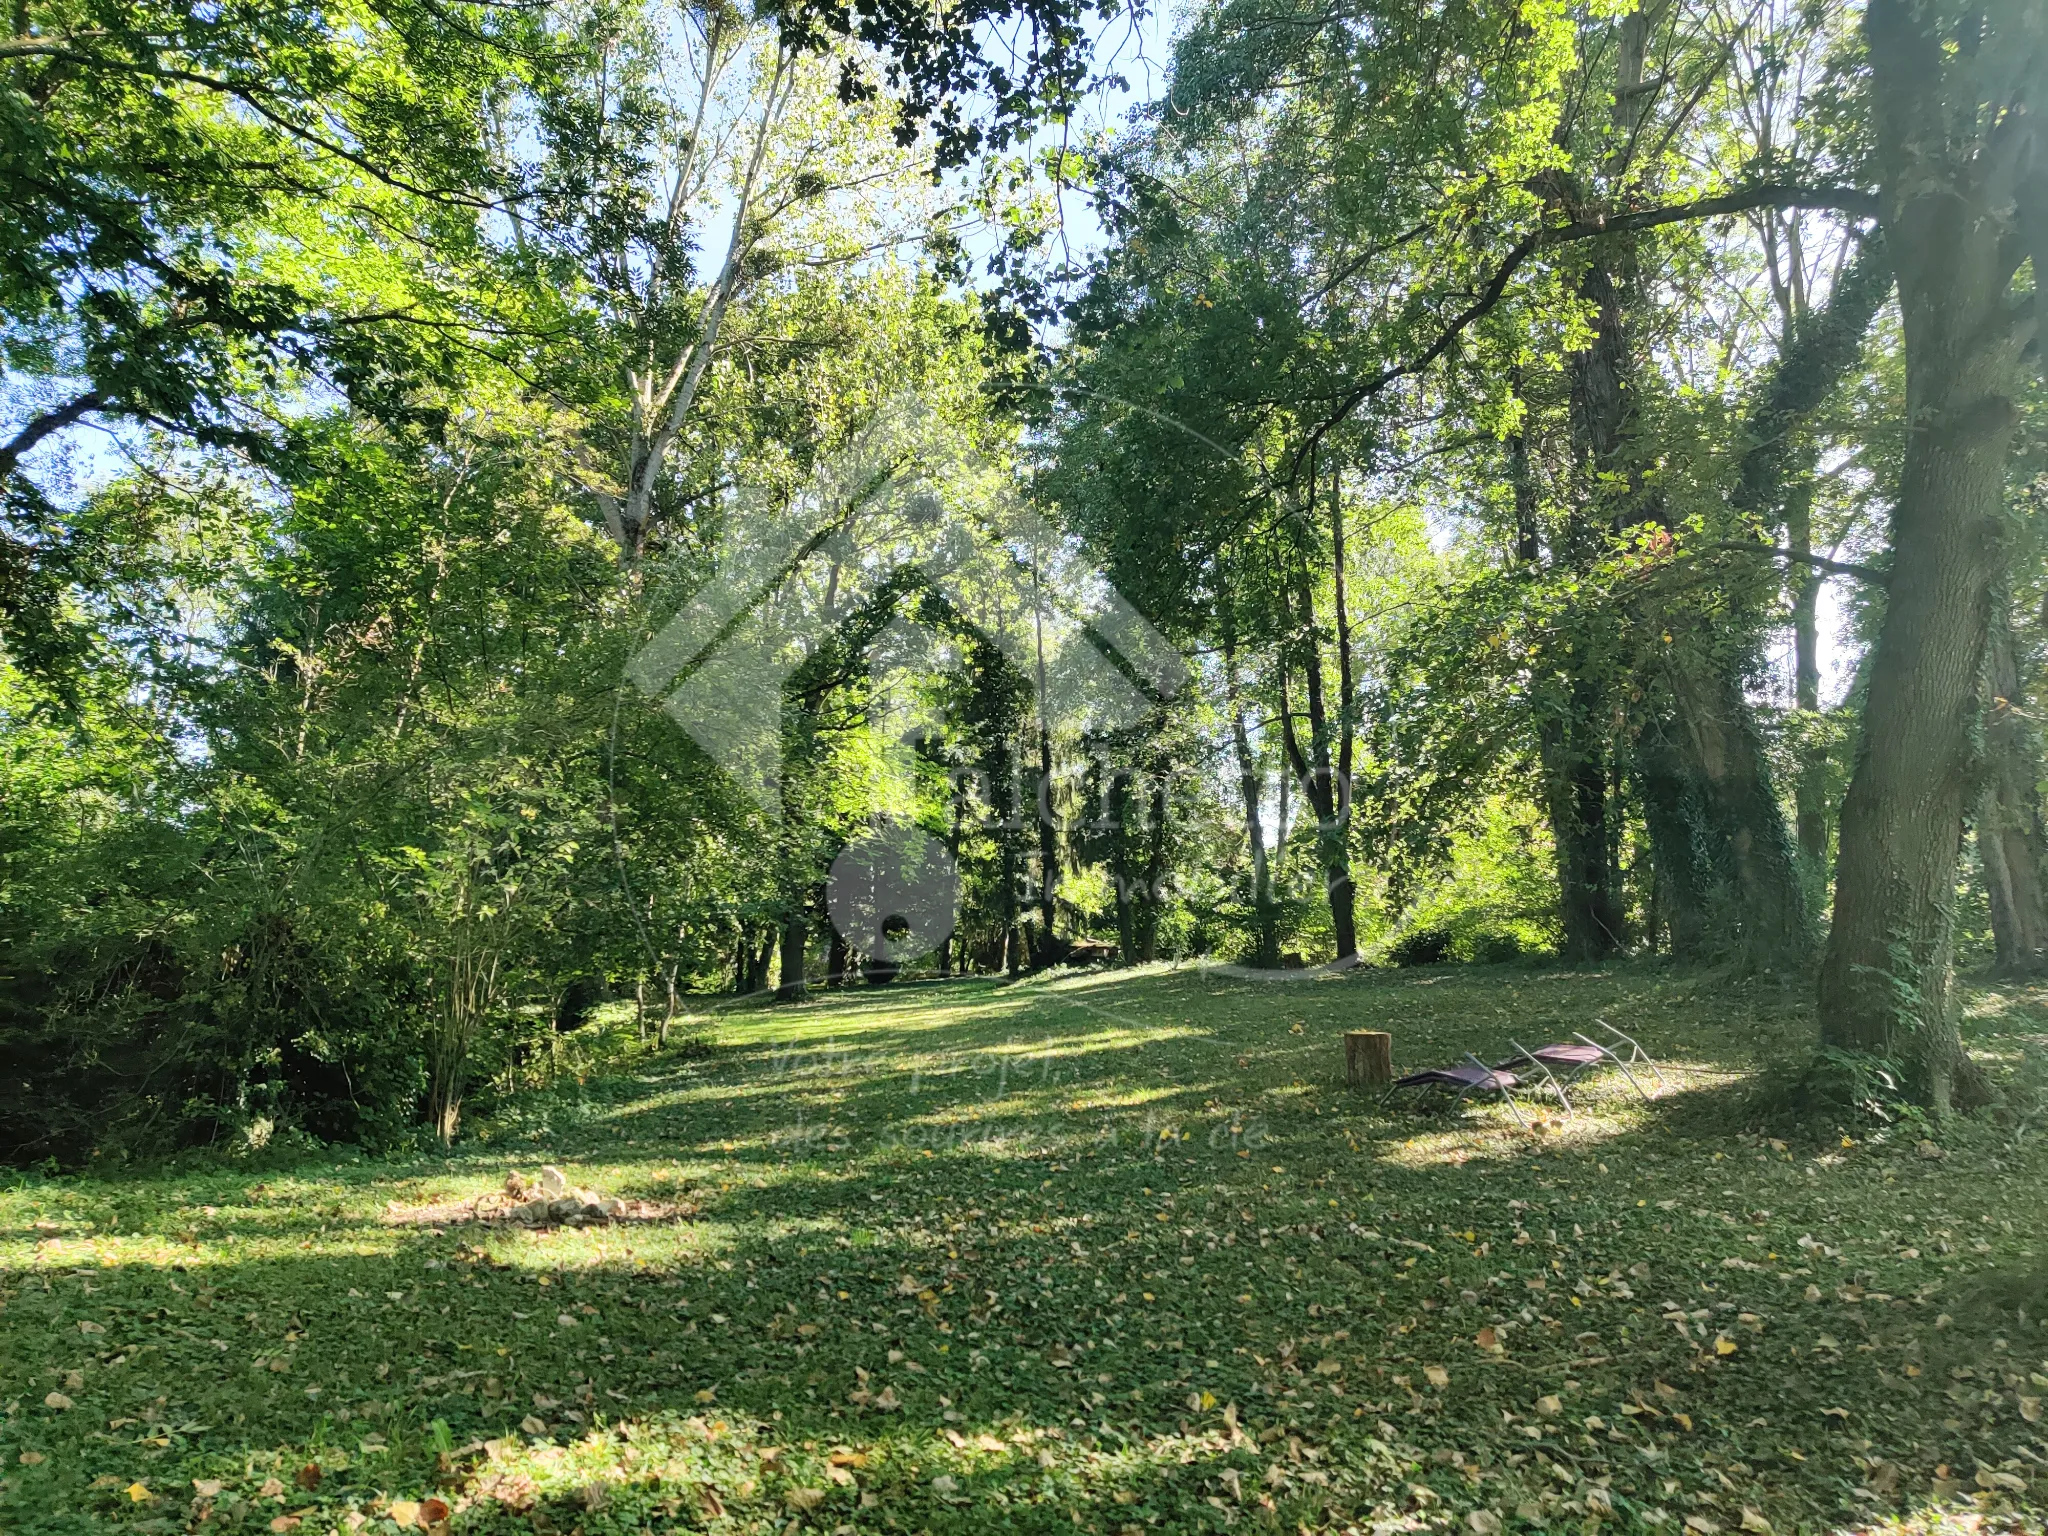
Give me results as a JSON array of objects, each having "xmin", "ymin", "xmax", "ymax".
[{"xmin": 5, "ymin": 964, "xmax": 2047, "ymax": 1535}]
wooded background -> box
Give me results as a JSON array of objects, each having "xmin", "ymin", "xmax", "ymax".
[{"xmin": 2, "ymin": 0, "xmax": 2044, "ymax": 1161}]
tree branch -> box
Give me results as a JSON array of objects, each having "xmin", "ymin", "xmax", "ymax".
[
  {"xmin": 0, "ymin": 392, "xmax": 105, "ymax": 482},
  {"xmin": 1703, "ymin": 539, "xmax": 1887, "ymax": 584},
  {"xmin": 1287, "ymin": 183, "xmax": 1880, "ymax": 481}
]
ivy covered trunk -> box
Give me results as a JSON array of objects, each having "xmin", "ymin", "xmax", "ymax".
[
  {"xmin": 1634, "ymin": 709, "xmax": 1714, "ymax": 959},
  {"xmin": 1733, "ymin": 227, "xmax": 1893, "ymax": 891},
  {"xmin": 1816, "ymin": 0, "xmax": 2029, "ymax": 1107},
  {"xmin": 1661, "ymin": 645, "xmax": 1811, "ymax": 969},
  {"xmin": 1540, "ymin": 699, "xmax": 1625, "ymax": 960}
]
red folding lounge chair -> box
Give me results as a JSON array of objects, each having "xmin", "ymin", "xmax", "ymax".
[{"xmin": 1381, "ymin": 1053, "xmax": 1530, "ymax": 1128}]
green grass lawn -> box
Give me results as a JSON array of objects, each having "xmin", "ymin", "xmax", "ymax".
[{"xmin": 4, "ymin": 962, "xmax": 2047, "ymax": 1536}]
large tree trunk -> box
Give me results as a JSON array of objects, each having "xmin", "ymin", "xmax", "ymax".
[
  {"xmin": 775, "ymin": 913, "xmax": 809, "ymax": 1003},
  {"xmin": 1548, "ymin": 224, "xmax": 1632, "ymax": 961},
  {"xmin": 1979, "ymin": 595, "xmax": 2048, "ymax": 975},
  {"xmin": 1513, "ymin": 367, "xmax": 1627, "ymax": 958},
  {"xmin": 1570, "ymin": 227, "xmax": 1807, "ymax": 967},
  {"xmin": 1816, "ymin": 0, "xmax": 2030, "ymax": 1108}
]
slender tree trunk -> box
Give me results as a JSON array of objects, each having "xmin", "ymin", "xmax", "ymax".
[
  {"xmin": 1110, "ymin": 765, "xmax": 1137, "ymax": 962},
  {"xmin": 1139, "ymin": 773, "xmax": 1168, "ymax": 962},
  {"xmin": 1979, "ymin": 594, "xmax": 2048, "ymax": 974},
  {"xmin": 939, "ymin": 791, "xmax": 964, "ymax": 976},
  {"xmin": 1031, "ymin": 552, "xmax": 1062, "ymax": 960},
  {"xmin": 1035, "ymin": 733, "xmax": 1059, "ymax": 955},
  {"xmin": 1224, "ymin": 632, "xmax": 1280, "ymax": 968},
  {"xmin": 1787, "ymin": 481, "xmax": 1831, "ymax": 868},
  {"xmin": 744, "ymin": 927, "xmax": 773, "ymax": 993},
  {"xmin": 1274, "ymin": 758, "xmax": 1291, "ymax": 890},
  {"xmin": 1276, "ymin": 559, "xmax": 1358, "ymax": 961},
  {"xmin": 1000, "ymin": 772, "xmax": 1022, "ymax": 980},
  {"xmin": 429, "ymin": 938, "xmax": 498, "ymax": 1146},
  {"xmin": 1817, "ymin": 0, "xmax": 2027, "ymax": 1108},
  {"xmin": 1329, "ymin": 457, "xmax": 1359, "ymax": 955}
]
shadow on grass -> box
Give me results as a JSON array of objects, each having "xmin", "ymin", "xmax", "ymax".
[{"xmin": 5, "ymin": 963, "xmax": 2045, "ymax": 1535}]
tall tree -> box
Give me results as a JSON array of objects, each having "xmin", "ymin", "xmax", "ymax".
[{"xmin": 1816, "ymin": 0, "xmax": 2045, "ymax": 1108}]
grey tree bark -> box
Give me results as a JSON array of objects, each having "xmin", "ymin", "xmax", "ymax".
[{"xmin": 1815, "ymin": 0, "xmax": 2039, "ymax": 1108}]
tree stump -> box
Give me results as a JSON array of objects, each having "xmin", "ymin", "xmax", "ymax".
[{"xmin": 1345, "ymin": 1030, "xmax": 1392, "ymax": 1090}]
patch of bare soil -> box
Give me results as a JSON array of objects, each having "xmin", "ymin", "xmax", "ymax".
[{"xmin": 383, "ymin": 1166, "xmax": 696, "ymax": 1229}]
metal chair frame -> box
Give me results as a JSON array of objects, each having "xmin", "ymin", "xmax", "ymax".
[
  {"xmin": 1504, "ymin": 1038, "xmax": 1576, "ymax": 1109},
  {"xmin": 1492, "ymin": 1021, "xmax": 1667, "ymax": 1110},
  {"xmin": 1379, "ymin": 1053, "xmax": 1530, "ymax": 1129},
  {"xmin": 1577, "ymin": 1018, "xmax": 1667, "ymax": 1101}
]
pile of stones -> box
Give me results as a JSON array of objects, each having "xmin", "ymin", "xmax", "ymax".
[{"xmin": 504, "ymin": 1165, "xmax": 626, "ymax": 1225}]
